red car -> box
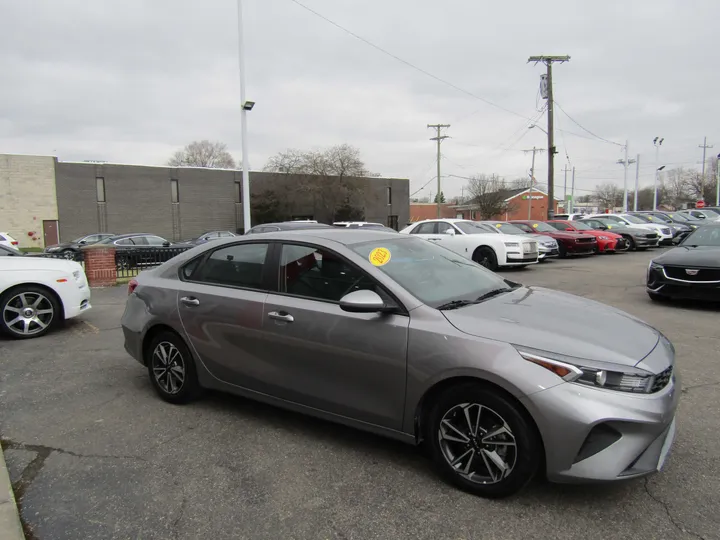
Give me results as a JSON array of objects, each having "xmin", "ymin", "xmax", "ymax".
[
  {"xmin": 510, "ymin": 220, "xmax": 597, "ymax": 258},
  {"xmin": 547, "ymin": 220, "xmax": 627, "ymax": 253}
]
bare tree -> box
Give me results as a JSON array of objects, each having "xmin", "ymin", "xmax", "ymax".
[
  {"xmin": 593, "ymin": 183, "xmax": 623, "ymax": 210},
  {"xmin": 264, "ymin": 144, "xmax": 372, "ymax": 222},
  {"xmin": 663, "ymin": 167, "xmax": 692, "ymax": 209},
  {"xmin": 168, "ymin": 140, "xmax": 236, "ymax": 168},
  {"xmin": 465, "ymin": 174, "xmax": 516, "ymax": 219}
]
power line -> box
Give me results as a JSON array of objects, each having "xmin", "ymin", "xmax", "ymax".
[
  {"xmin": 289, "ymin": 0, "xmax": 532, "ymax": 121},
  {"xmin": 553, "ymin": 101, "xmax": 623, "ymax": 147}
]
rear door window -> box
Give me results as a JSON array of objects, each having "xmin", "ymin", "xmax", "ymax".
[{"xmin": 195, "ymin": 243, "xmax": 270, "ymax": 289}]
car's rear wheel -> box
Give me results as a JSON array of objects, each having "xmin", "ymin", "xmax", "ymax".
[
  {"xmin": 147, "ymin": 331, "xmax": 202, "ymax": 404},
  {"xmin": 61, "ymin": 249, "xmax": 76, "ymax": 260},
  {"xmin": 473, "ymin": 247, "xmax": 498, "ymax": 271},
  {"xmin": 425, "ymin": 382, "xmax": 541, "ymax": 498},
  {"xmin": 0, "ymin": 285, "xmax": 60, "ymax": 339}
]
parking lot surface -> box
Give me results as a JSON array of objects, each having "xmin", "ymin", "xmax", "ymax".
[{"xmin": 1, "ymin": 249, "xmax": 719, "ymax": 540}]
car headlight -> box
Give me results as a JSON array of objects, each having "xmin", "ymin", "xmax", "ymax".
[
  {"xmin": 73, "ymin": 270, "xmax": 81, "ymax": 281},
  {"xmin": 598, "ymin": 235, "xmax": 609, "ymax": 240},
  {"xmin": 504, "ymin": 242, "xmax": 520, "ymax": 247},
  {"xmin": 516, "ymin": 347, "xmax": 659, "ymax": 394},
  {"xmin": 46, "ymin": 246, "xmax": 60, "ymax": 252}
]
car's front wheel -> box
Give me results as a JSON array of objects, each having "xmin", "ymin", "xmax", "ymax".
[
  {"xmin": 61, "ymin": 249, "xmax": 76, "ymax": 260},
  {"xmin": 473, "ymin": 247, "xmax": 498, "ymax": 271},
  {"xmin": 147, "ymin": 331, "xmax": 202, "ymax": 404},
  {"xmin": 425, "ymin": 382, "xmax": 541, "ymax": 498},
  {"xmin": 0, "ymin": 285, "xmax": 60, "ymax": 339}
]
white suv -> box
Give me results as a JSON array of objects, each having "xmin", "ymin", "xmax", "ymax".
[
  {"xmin": 585, "ymin": 214, "xmax": 673, "ymax": 244},
  {"xmin": 0, "ymin": 232, "xmax": 19, "ymax": 249}
]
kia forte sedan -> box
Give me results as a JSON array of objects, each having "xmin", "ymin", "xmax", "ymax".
[{"xmin": 121, "ymin": 229, "xmax": 679, "ymax": 498}]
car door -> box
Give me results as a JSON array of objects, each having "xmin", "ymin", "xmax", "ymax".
[
  {"xmin": 433, "ymin": 221, "xmax": 469, "ymax": 255},
  {"xmin": 408, "ymin": 221, "xmax": 439, "ymax": 242},
  {"xmin": 176, "ymin": 241, "xmax": 272, "ymax": 386},
  {"xmin": 259, "ymin": 242, "xmax": 410, "ymax": 430}
]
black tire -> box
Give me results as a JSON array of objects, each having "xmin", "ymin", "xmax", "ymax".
[
  {"xmin": 557, "ymin": 243, "xmax": 568, "ymax": 258},
  {"xmin": 0, "ymin": 285, "xmax": 61, "ymax": 339},
  {"xmin": 623, "ymin": 235, "xmax": 636, "ymax": 251},
  {"xmin": 61, "ymin": 249, "xmax": 76, "ymax": 260},
  {"xmin": 424, "ymin": 382, "xmax": 541, "ymax": 499},
  {"xmin": 473, "ymin": 247, "xmax": 498, "ymax": 271},
  {"xmin": 146, "ymin": 331, "xmax": 203, "ymax": 404}
]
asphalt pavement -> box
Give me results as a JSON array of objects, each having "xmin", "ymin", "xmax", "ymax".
[{"xmin": 1, "ymin": 248, "xmax": 718, "ymax": 540}]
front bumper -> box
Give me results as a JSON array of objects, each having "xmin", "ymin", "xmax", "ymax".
[
  {"xmin": 635, "ymin": 236, "xmax": 660, "ymax": 248},
  {"xmin": 62, "ymin": 284, "xmax": 92, "ymax": 319},
  {"xmin": 597, "ymin": 238, "xmax": 617, "ymax": 253},
  {"xmin": 647, "ymin": 266, "xmax": 720, "ymax": 301},
  {"xmin": 566, "ymin": 242, "xmax": 596, "ymax": 255},
  {"xmin": 522, "ymin": 370, "xmax": 680, "ymax": 483},
  {"xmin": 538, "ymin": 246, "xmax": 559, "ymax": 259}
]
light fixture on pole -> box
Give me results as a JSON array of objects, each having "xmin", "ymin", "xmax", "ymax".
[
  {"xmin": 653, "ymin": 137, "xmax": 664, "ymax": 210},
  {"xmin": 237, "ymin": 0, "xmax": 252, "ymax": 232}
]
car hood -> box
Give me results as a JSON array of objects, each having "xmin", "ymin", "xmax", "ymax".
[
  {"xmin": 522, "ymin": 233, "xmax": 556, "ymax": 244},
  {"xmin": 46, "ymin": 242, "xmax": 77, "ymax": 250},
  {"xmin": 0, "ymin": 255, "xmax": 80, "ymax": 272},
  {"xmin": 442, "ymin": 286, "xmax": 659, "ymax": 367},
  {"xmin": 655, "ymin": 245, "xmax": 720, "ymax": 267}
]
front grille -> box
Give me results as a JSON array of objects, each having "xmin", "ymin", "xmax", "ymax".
[
  {"xmin": 664, "ymin": 266, "xmax": 720, "ymax": 282},
  {"xmin": 522, "ymin": 241, "xmax": 537, "ymax": 253},
  {"xmin": 646, "ymin": 233, "xmax": 658, "ymax": 239},
  {"xmin": 576, "ymin": 237, "xmax": 595, "ymax": 243},
  {"xmin": 651, "ymin": 367, "xmax": 673, "ymax": 393}
]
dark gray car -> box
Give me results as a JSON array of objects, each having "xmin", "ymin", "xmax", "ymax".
[{"xmin": 121, "ymin": 230, "xmax": 679, "ymax": 498}]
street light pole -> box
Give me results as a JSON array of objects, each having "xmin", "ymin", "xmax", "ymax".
[
  {"xmin": 237, "ymin": 0, "xmax": 251, "ymax": 232},
  {"xmin": 716, "ymin": 153, "xmax": 720, "ymax": 206},
  {"xmin": 653, "ymin": 137, "xmax": 664, "ymax": 211}
]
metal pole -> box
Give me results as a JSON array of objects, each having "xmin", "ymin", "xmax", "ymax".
[
  {"xmin": 716, "ymin": 154, "xmax": 720, "ymax": 206},
  {"xmin": 622, "ymin": 141, "xmax": 629, "ymax": 212},
  {"xmin": 653, "ymin": 143, "xmax": 659, "ymax": 210},
  {"xmin": 633, "ymin": 154, "xmax": 640, "ymax": 211},
  {"xmin": 546, "ymin": 62, "xmax": 555, "ymax": 220},
  {"xmin": 237, "ymin": 0, "xmax": 251, "ymax": 232},
  {"xmin": 701, "ymin": 136, "xmax": 707, "ymax": 200},
  {"xmin": 528, "ymin": 147, "xmax": 537, "ymax": 219},
  {"xmin": 570, "ymin": 166, "xmax": 575, "ymax": 213},
  {"xmin": 563, "ymin": 165, "xmax": 568, "ymax": 204},
  {"xmin": 436, "ymin": 135, "xmax": 442, "ymax": 217}
]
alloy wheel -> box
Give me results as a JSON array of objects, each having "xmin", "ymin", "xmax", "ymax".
[
  {"xmin": 151, "ymin": 341, "xmax": 186, "ymax": 394},
  {"xmin": 437, "ymin": 403, "xmax": 517, "ymax": 484},
  {"xmin": 2, "ymin": 292, "xmax": 54, "ymax": 336}
]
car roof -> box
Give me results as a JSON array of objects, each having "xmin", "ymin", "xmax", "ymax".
[
  {"xmin": 240, "ymin": 228, "xmax": 401, "ymax": 246},
  {"xmin": 412, "ymin": 218, "xmax": 471, "ymax": 223},
  {"xmin": 252, "ymin": 222, "xmax": 334, "ymax": 230}
]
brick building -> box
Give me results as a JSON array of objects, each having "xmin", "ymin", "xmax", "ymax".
[
  {"xmin": 454, "ymin": 187, "xmax": 560, "ymax": 221},
  {"xmin": 1, "ymin": 154, "xmax": 409, "ymax": 247},
  {"xmin": 409, "ymin": 203, "xmax": 457, "ymax": 223}
]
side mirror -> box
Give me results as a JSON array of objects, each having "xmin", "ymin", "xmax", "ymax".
[
  {"xmin": 339, "ymin": 290, "xmax": 388, "ymax": 313},
  {"xmin": 698, "ymin": 214, "xmax": 706, "ymax": 219},
  {"xmin": 78, "ymin": 240, "xmax": 87, "ymax": 245},
  {"xmin": 443, "ymin": 228, "xmax": 456, "ymax": 236},
  {"xmin": 162, "ymin": 241, "xmax": 171, "ymax": 247}
]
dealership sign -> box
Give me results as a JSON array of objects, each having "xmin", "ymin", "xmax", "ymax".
[{"xmin": 522, "ymin": 195, "xmax": 544, "ymax": 200}]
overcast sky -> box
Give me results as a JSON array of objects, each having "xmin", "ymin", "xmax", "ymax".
[{"xmin": 2, "ymin": 0, "xmax": 719, "ymax": 199}]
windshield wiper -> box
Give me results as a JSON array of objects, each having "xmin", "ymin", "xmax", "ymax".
[
  {"xmin": 437, "ymin": 299, "xmax": 479, "ymax": 310},
  {"xmin": 475, "ymin": 288, "xmax": 512, "ymax": 302}
]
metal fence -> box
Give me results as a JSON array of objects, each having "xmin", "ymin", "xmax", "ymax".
[
  {"xmin": 33, "ymin": 247, "xmax": 192, "ymax": 279},
  {"xmin": 115, "ymin": 247, "xmax": 192, "ymax": 278}
]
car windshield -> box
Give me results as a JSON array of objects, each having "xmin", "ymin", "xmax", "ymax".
[
  {"xmin": 703, "ymin": 208, "xmax": 720, "ymax": 215},
  {"xmin": 486, "ymin": 223, "xmax": 526, "ymax": 235},
  {"xmin": 631, "ymin": 214, "xmax": 653, "ymax": 223},
  {"xmin": 682, "ymin": 226, "xmax": 720, "ymax": 247},
  {"xmin": 98, "ymin": 236, "xmax": 118, "ymax": 244},
  {"xmin": 454, "ymin": 221, "xmax": 494, "ymax": 234},
  {"xmin": 647, "ymin": 214, "xmax": 671, "ymax": 223},
  {"xmin": 571, "ymin": 221, "xmax": 592, "ymax": 230},
  {"xmin": 528, "ymin": 222, "xmax": 557, "ymax": 233},
  {"xmin": 666, "ymin": 213, "xmax": 693, "ymax": 223},
  {"xmin": 621, "ymin": 215, "xmax": 646, "ymax": 224},
  {"xmin": 349, "ymin": 237, "xmax": 511, "ymax": 308}
]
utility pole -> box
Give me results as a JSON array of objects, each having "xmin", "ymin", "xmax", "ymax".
[
  {"xmin": 237, "ymin": 0, "xmax": 252, "ymax": 232},
  {"xmin": 633, "ymin": 154, "xmax": 640, "ymax": 211},
  {"xmin": 699, "ymin": 136, "xmax": 713, "ymax": 202},
  {"xmin": 570, "ymin": 167, "xmax": 576, "ymax": 213},
  {"xmin": 653, "ymin": 137, "xmax": 664, "ymax": 210},
  {"xmin": 562, "ymin": 165, "xmax": 570, "ymax": 212},
  {"xmin": 716, "ymin": 153, "xmax": 720, "ymax": 206},
  {"xmin": 528, "ymin": 55, "xmax": 570, "ymax": 219},
  {"xmin": 617, "ymin": 141, "xmax": 636, "ymax": 212},
  {"xmin": 428, "ymin": 124, "xmax": 450, "ymax": 217},
  {"xmin": 523, "ymin": 146, "xmax": 545, "ymax": 219}
]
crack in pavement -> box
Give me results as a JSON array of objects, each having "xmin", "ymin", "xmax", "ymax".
[
  {"xmin": 681, "ymin": 381, "xmax": 720, "ymax": 394},
  {"xmin": 643, "ymin": 478, "xmax": 708, "ymax": 540}
]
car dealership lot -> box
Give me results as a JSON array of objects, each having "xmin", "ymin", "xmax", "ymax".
[{"xmin": 1, "ymin": 249, "xmax": 718, "ymax": 540}]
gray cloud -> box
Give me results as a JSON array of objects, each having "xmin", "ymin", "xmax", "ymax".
[{"xmin": 1, "ymin": 0, "xmax": 718, "ymax": 198}]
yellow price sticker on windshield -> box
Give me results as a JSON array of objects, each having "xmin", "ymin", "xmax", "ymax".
[
  {"xmin": 369, "ymin": 247, "xmax": 392, "ymax": 266},
  {"xmin": 532, "ymin": 223, "xmax": 538, "ymax": 228},
  {"xmin": 607, "ymin": 225, "xmax": 613, "ymax": 229},
  {"xmin": 495, "ymin": 223, "xmax": 502, "ymax": 228}
]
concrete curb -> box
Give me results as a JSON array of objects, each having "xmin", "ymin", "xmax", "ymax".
[{"xmin": 0, "ymin": 444, "xmax": 25, "ymax": 539}]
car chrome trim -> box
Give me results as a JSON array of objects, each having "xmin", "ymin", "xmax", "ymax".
[{"xmin": 661, "ymin": 268, "xmax": 720, "ymax": 284}]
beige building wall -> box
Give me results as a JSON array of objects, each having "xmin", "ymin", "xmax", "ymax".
[{"xmin": 0, "ymin": 154, "xmax": 59, "ymax": 249}]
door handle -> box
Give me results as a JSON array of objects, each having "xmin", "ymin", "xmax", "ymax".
[
  {"xmin": 268, "ymin": 311, "xmax": 294, "ymax": 323},
  {"xmin": 180, "ymin": 296, "xmax": 200, "ymax": 306}
]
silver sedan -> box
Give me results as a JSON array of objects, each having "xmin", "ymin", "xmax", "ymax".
[{"xmin": 121, "ymin": 229, "xmax": 679, "ymax": 498}]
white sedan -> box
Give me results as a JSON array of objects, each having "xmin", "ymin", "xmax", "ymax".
[
  {"xmin": 0, "ymin": 254, "xmax": 91, "ymax": 339},
  {"xmin": 400, "ymin": 219, "xmax": 538, "ymax": 270}
]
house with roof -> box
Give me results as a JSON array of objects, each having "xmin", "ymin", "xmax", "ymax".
[{"xmin": 452, "ymin": 186, "xmax": 561, "ymax": 221}]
